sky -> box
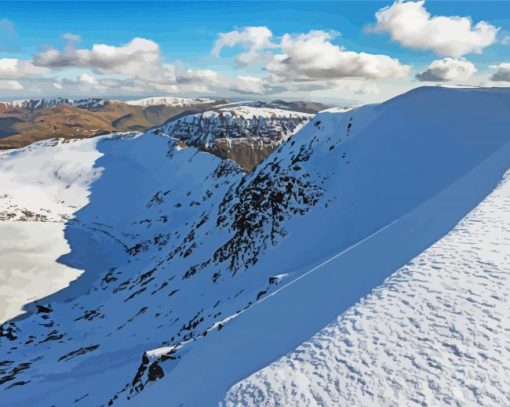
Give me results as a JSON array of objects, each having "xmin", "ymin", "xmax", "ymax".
[{"xmin": 0, "ymin": 1, "xmax": 509, "ymax": 103}]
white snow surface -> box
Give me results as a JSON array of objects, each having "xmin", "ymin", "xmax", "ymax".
[
  {"xmin": 0, "ymin": 136, "xmax": 114, "ymax": 322},
  {"xmin": 0, "ymin": 98, "xmax": 113, "ymax": 110},
  {"xmin": 0, "ymin": 138, "xmax": 103, "ymax": 221},
  {"xmin": 226, "ymin": 170, "xmax": 510, "ymax": 407},
  {"xmin": 0, "ymin": 222, "xmax": 82, "ymax": 322},
  {"xmin": 125, "ymin": 96, "xmax": 216, "ymax": 107}
]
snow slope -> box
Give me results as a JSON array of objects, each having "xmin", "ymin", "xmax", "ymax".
[
  {"xmin": 226, "ymin": 169, "xmax": 510, "ymax": 407},
  {"xmin": 1, "ymin": 87, "xmax": 510, "ymax": 406},
  {"xmin": 0, "ymin": 138, "xmax": 103, "ymax": 322},
  {"xmin": 0, "ymin": 138, "xmax": 103, "ymax": 222},
  {"xmin": 0, "ymin": 98, "xmax": 113, "ymax": 111},
  {"xmin": 0, "ymin": 222, "xmax": 81, "ymax": 323}
]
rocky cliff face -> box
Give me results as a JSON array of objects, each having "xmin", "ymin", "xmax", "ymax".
[{"xmin": 160, "ymin": 105, "xmax": 313, "ymax": 171}]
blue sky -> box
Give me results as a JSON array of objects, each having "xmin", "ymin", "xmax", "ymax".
[{"xmin": 1, "ymin": 1, "xmax": 510, "ymax": 103}]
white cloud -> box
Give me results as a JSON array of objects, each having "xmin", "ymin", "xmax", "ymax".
[
  {"xmin": 0, "ymin": 79, "xmax": 23, "ymax": 90},
  {"xmin": 416, "ymin": 58, "xmax": 476, "ymax": 82},
  {"xmin": 177, "ymin": 69, "xmax": 221, "ymax": 85},
  {"xmin": 212, "ymin": 26, "xmax": 276, "ymax": 67},
  {"xmin": 502, "ymin": 35, "xmax": 510, "ymax": 46},
  {"xmin": 77, "ymin": 73, "xmax": 107, "ymax": 92},
  {"xmin": 33, "ymin": 37, "xmax": 175, "ymax": 81},
  {"xmin": 231, "ymin": 75, "xmax": 269, "ymax": 94},
  {"xmin": 371, "ymin": 1, "xmax": 498, "ymax": 57},
  {"xmin": 0, "ymin": 58, "xmax": 49, "ymax": 78},
  {"xmin": 53, "ymin": 73, "xmax": 108, "ymax": 93},
  {"xmin": 490, "ymin": 63, "xmax": 510, "ymax": 81},
  {"xmin": 266, "ymin": 30, "xmax": 409, "ymax": 81}
]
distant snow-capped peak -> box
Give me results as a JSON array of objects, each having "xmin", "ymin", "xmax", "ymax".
[
  {"xmin": 125, "ymin": 96, "xmax": 217, "ymax": 107},
  {"xmin": 0, "ymin": 97, "xmax": 114, "ymax": 110},
  {"xmin": 160, "ymin": 105, "xmax": 313, "ymax": 147}
]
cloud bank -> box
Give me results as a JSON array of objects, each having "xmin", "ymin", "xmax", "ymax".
[
  {"xmin": 265, "ymin": 30, "xmax": 409, "ymax": 82},
  {"xmin": 491, "ymin": 63, "xmax": 510, "ymax": 81},
  {"xmin": 416, "ymin": 58, "xmax": 476, "ymax": 82},
  {"xmin": 212, "ymin": 26, "xmax": 275, "ymax": 67}
]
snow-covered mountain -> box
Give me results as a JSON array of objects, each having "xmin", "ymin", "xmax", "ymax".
[
  {"xmin": 125, "ymin": 96, "xmax": 218, "ymax": 107},
  {"xmin": 160, "ymin": 105, "xmax": 312, "ymax": 170},
  {"xmin": 0, "ymin": 97, "xmax": 227, "ymax": 150},
  {"xmin": 215, "ymin": 100, "xmax": 332, "ymax": 113},
  {"xmin": 1, "ymin": 87, "xmax": 510, "ymax": 407},
  {"xmin": 226, "ymin": 169, "xmax": 510, "ymax": 406},
  {"xmin": 0, "ymin": 96, "xmax": 223, "ymax": 112},
  {"xmin": 162, "ymin": 105, "xmax": 311, "ymax": 144},
  {"xmin": 0, "ymin": 97, "xmax": 115, "ymax": 111}
]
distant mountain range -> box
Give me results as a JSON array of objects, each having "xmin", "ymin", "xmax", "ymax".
[
  {"xmin": 0, "ymin": 97, "xmax": 227, "ymax": 149},
  {"xmin": 125, "ymin": 96, "xmax": 217, "ymax": 107},
  {"xmin": 0, "ymin": 96, "xmax": 331, "ymax": 170}
]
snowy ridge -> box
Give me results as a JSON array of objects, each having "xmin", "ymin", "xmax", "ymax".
[
  {"xmin": 0, "ymin": 98, "xmax": 115, "ymax": 111},
  {"xmin": 125, "ymin": 96, "xmax": 216, "ymax": 107},
  {"xmin": 215, "ymin": 100, "xmax": 333, "ymax": 114},
  {"xmin": 161, "ymin": 105, "xmax": 312, "ymax": 146},
  {"xmin": 159, "ymin": 104, "xmax": 312, "ymax": 170},
  {"xmin": 0, "ymin": 87, "xmax": 509, "ymax": 406},
  {"xmin": 226, "ymin": 170, "xmax": 510, "ymax": 407}
]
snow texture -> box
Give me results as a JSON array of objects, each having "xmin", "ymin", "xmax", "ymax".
[
  {"xmin": 226, "ymin": 170, "xmax": 510, "ymax": 407},
  {"xmin": 0, "ymin": 98, "xmax": 113, "ymax": 111},
  {"xmin": 125, "ymin": 96, "xmax": 216, "ymax": 107}
]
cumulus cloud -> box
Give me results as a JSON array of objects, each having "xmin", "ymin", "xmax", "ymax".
[
  {"xmin": 230, "ymin": 75, "xmax": 269, "ymax": 94},
  {"xmin": 371, "ymin": 1, "xmax": 498, "ymax": 57},
  {"xmin": 490, "ymin": 63, "xmax": 510, "ymax": 81},
  {"xmin": 28, "ymin": 35, "xmax": 237, "ymax": 95},
  {"xmin": 0, "ymin": 79, "xmax": 23, "ymax": 90},
  {"xmin": 212, "ymin": 26, "xmax": 276, "ymax": 67},
  {"xmin": 53, "ymin": 73, "xmax": 108, "ymax": 92},
  {"xmin": 0, "ymin": 58, "xmax": 49, "ymax": 78},
  {"xmin": 176, "ymin": 69, "xmax": 221, "ymax": 85},
  {"xmin": 49, "ymin": 67, "xmax": 227, "ymax": 96},
  {"xmin": 77, "ymin": 73, "xmax": 107, "ymax": 92},
  {"xmin": 33, "ymin": 37, "xmax": 175, "ymax": 81},
  {"xmin": 266, "ymin": 30, "xmax": 409, "ymax": 82},
  {"xmin": 416, "ymin": 58, "xmax": 476, "ymax": 82}
]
